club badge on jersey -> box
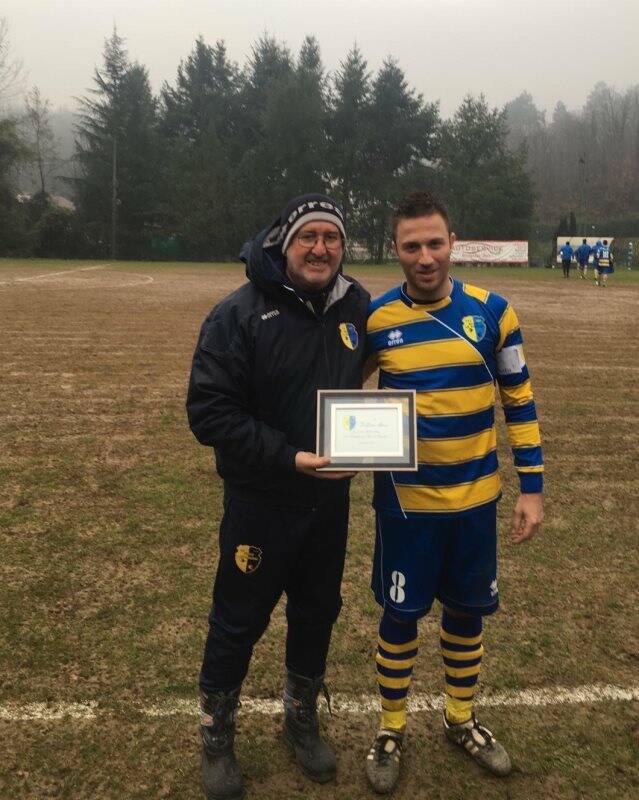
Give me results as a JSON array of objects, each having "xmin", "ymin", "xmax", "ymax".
[
  {"xmin": 339, "ymin": 322, "xmax": 359, "ymax": 350},
  {"xmin": 462, "ymin": 315, "xmax": 487, "ymax": 343}
]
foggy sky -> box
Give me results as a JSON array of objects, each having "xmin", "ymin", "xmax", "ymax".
[{"xmin": 3, "ymin": 0, "xmax": 637, "ymax": 117}]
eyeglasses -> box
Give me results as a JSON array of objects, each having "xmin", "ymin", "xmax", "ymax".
[{"xmin": 297, "ymin": 231, "xmax": 343, "ymax": 251}]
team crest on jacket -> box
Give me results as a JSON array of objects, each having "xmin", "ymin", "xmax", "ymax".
[
  {"xmin": 235, "ymin": 545, "xmax": 262, "ymax": 574},
  {"xmin": 339, "ymin": 322, "xmax": 359, "ymax": 350},
  {"xmin": 462, "ymin": 315, "xmax": 487, "ymax": 342}
]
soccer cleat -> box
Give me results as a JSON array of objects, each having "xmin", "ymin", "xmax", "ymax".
[
  {"xmin": 200, "ymin": 688, "xmax": 244, "ymax": 800},
  {"xmin": 443, "ymin": 713, "xmax": 511, "ymax": 776},
  {"xmin": 365, "ymin": 729, "xmax": 404, "ymax": 794},
  {"xmin": 283, "ymin": 671, "xmax": 337, "ymax": 783}
]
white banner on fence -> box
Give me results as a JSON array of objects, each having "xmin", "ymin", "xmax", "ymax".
[{"xmin": 451, "ymin": 240, "xmax": 528, "ymax": 264}]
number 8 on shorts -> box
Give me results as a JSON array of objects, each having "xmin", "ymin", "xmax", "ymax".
[{"xmin": 389, "ymin": 571, "xmax": 406, "ymax": 603}]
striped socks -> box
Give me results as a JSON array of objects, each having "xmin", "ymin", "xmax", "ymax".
[
  {"xmin": 376, "ymin": 612, "xmax": 418, "ymax": 732},
  {"xmin": 440, "ymin": 609, "xmax": 483, "ymax": 724}
]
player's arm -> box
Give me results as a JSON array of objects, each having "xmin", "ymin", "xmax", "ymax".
[
  {"xmin": 494, "ymin": 304, "xmax": 544, "ymax": 543},
  {"xmin": 187, "ymin": 309, "xmax": 354, "ymax": 481},
  {"xmin": 187, "ymin": 309, "xmax": 298, "ymax": 473},
  {"xmin": 364, "ymin": 353, "xmax": 379, "ymax": 383}
]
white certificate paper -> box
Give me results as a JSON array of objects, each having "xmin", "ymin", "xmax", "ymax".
[{"xmin": 331, "ymin": 403, "xmax": 403, "ymax": 458}]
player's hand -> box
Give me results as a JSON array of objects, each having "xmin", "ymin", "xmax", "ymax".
[
  {"xmin": 510, "ymin": 493, "xmax": 543, "ymax": 543},
  {"xmin": 294, "ymin": 451, "xmax": 356, "ymax": 480}
]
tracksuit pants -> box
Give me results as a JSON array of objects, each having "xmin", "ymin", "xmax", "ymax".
[{"xmin": 200, "ymin": 493, "xmax": 350, "ymax": 693}]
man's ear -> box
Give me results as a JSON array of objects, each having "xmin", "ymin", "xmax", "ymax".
[{"xmin": 449, "ymin": 231, "xmax": 457, "ymax": 248}]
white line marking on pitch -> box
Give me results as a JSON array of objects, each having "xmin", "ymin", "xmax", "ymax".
[
  {"xmin": 14, "ymin": 264, "xmax": 107, "ymax": 282},
  {"xmin": 0, "ymin": 264, "xmax": 155, "ymax": 287},
  {"xmin": 1, "ymin": 684, "xmax": 637, "ymax": 721}
]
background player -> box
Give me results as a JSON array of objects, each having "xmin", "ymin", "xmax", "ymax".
[
  {"xmin": 364, "ymin": 191, "xmax": 544, "ymax": 794},
  {"xmin": 575, "ymin": 238, "xmax": 591, "ymax": 279},
  {"xmin": 594, "ymin": 239, "xmax": 614, "ymax": 287},
  {"xmin": 559, "ymin": 240, "xmax": 574, "ymax": 277}
]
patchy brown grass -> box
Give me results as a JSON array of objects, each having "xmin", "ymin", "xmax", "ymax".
[{"xmin": 1, "ymin": 260, "xmax": 638, "ymax": 798}]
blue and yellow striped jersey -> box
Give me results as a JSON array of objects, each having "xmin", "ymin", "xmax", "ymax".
[{"xmin": 366, "ymin": 279, "xmax": 543, "ymax": 518}]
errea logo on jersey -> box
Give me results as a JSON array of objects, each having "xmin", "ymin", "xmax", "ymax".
[
  {"xmin": 261, "ymin": 309, "xmax": 280, "ymax": 321},
  {"xmin": 387, "ymin": 329, "xmax": 404, "ymax": 347}
]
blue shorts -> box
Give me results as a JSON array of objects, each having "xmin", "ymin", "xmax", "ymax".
[{"xmin": 371, "ymin": 505, "xmax": 499, "ymax": 620}]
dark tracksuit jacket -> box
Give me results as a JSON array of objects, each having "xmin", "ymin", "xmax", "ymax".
[{"xmin": 187, "ymin": 225, "xmax": 369, "ymax": 688}]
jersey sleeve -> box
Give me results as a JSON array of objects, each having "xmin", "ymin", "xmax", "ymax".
[{"xmin": 495, "ymin": 304, "xmax": 544, "ymax": 493}]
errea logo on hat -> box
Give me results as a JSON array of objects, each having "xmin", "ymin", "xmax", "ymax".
[
  {"xmin": 279, "ymin": 193, "xmax": 347, "ymax": 253},
  {"xmin": 286, "ymin": 200, "xmax": 344, "ymax": 226}
]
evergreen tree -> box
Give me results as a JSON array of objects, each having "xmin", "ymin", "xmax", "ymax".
[
  {"xmin": 160, "ymin": 38, "xmax": 240, "ymax": 144},
  {"xmin": 439, "ymin": 94, "xmax": 533, "ymax": 238},
  {"xmin": 255, "ymin": 36, "xmax": 328, "ymax": 200},
  {"xmin": 233, "ymin": 35, "xmax": 297, "ymax": 233},
  {"xmin": 358, "ymin": 58, "xmax": 439, "ymax": 260},
  {"xmin": 158, "ymin": 38, "xmax": 241, "ymax": 258},
  {"xmin": 327, "ymin": 45, "xmax": 371, "ymax": 235},
  {"xmin": 75, "ymin": 30, "xmax": 159, "ymax": 258}
]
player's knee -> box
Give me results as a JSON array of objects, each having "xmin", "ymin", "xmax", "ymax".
[
  {"xmin": 209, "ymin": 607, "xmax": 271, "ymax": 646},
  {"xmin": 383, "ymin": 606, "xmax": 430, "ymax": 625},
  {"xmin": 286, "ymin": 595, "xmax": 342, "ymax": 627},
  {"xmin": 443, "ymin": 604, "xmax": 480, "ymax": 620}
]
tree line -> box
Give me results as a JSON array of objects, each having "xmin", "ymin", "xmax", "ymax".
[
  {"xmin": 0, "ymin": 25, "xmax": 637, "ymax": 261},
  {"xmin": 505, "ymin": 87, "xmax": 639, "ymax": 235}
]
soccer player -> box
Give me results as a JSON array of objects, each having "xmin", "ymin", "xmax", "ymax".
[
  {"xmin": 594, "ymin": 239, "xmax": 614, "ymax": 287},
  {"xmin": 187, "ymin": 194, "xmax": 369, "ymax": 799},
  {"xmin": 559, "ymin": 240, "xmax": 574, "ymax": 277},
  {"xmin": 575, "ymin": 238, "xmax": 591, "ymax": 279},
  {"xmin": 364, "ymin": 191, "xmax": 544, "ymax": 793}
]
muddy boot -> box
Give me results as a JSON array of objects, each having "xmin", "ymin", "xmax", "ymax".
[
  {"xmin": 200, "ymin": 687, "xmax": 244, "ymax": 800},
  {"xmin": 283, "ymin": 671, "xmax": 337, "ymax": 783}
]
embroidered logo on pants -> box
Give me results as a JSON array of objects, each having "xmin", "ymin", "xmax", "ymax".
[{"xmin": 235, "ymin": 545, "xmax": 262, "ymax": 574}]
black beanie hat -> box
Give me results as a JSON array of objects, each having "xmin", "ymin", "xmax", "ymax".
[{"xmin": 263, "ymin": 193, "xmax": 346, "ymax": 252}]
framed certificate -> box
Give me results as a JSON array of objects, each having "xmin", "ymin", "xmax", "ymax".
[{"xmin": 316, "ymin": 389, "xmax": 417, "ymax": 471}]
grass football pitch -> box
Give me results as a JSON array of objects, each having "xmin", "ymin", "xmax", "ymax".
[{"xmin": 1, "ymin": 259, "xmax": 638, "ymax": 799}]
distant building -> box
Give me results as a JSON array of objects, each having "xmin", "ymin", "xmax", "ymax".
[{"xmin": 16, "ymin": 192, "xmax": 76, "ymax": 212}]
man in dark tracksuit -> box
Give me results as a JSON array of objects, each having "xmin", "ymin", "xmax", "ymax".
[
  {"xmin": 559, "ymin": 241, "xmax": 574, "ymax": 277},
  {"xmin": 187, "ymin": 194, "xmax": 369, "ymax": 800}
]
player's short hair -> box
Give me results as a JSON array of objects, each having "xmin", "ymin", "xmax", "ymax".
[
  {"xmin": 603, "ymin": 239, "xmax": 608, "ymax": 245},
  {"xmin": 583, "ymin": 238, "xmax": 587, "ymax": 243},
  {"xmin": 391, "ymin": 191, "xmax": 452, "ymax": 239}
]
